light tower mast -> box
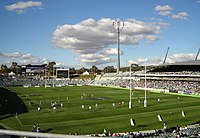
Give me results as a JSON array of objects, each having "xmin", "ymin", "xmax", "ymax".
[
  {"xmin": 195, "ymin": 48, "xmax": 200, "ymax": 60},
  {"xmin": 113, "ymin": 19, "xmax": 124, "ymax": 73},
  {"xmin": 163, "ymin": 47, "xmax": 170, "ymax": 64}
]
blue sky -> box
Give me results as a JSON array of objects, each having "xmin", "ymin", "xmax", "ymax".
[{"xmin": 0, "ymin": 0, "xmax": 200, "ymax": 69}]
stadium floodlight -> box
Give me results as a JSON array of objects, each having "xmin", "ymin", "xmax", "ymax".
[
  {"xmin": 195, "ymin": 48, "xmax": 200, "ymax": 60},
  {"xmin": 144, "ymin": 59, "xmax": 147, "ymax": 107},
  {"xmin": 113, "ymin": 19, "xmax": 124, "ymax": 73},
  {"xmin": 163, "ymin": 47, "xmax": 170, "ymax": 64}
]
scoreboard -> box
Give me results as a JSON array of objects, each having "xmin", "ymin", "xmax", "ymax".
[
  {"xmin": 56, "ymin": 69, "xmax": 69, "ymax": 78},
  {"xmin": 22, "ymin": 65, "xmax": 45, "ymax": 76}
]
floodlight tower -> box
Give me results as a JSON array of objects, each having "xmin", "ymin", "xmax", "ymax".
[
  {"xmin": 113, "ymin": 19, "xmax": 124, "ymax": 73},
  {"xmin": 195, "ymin": 48, "xmax": 200, "ymax": 60},
  {"xmin": 163, "ymin": 47, "xmax": 170, "ymax": 64}
]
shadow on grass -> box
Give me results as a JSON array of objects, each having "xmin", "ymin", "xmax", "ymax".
[
  {"xmin": 191, "ymin": 121, "xmax": 200, "ymax": 125},
  {"xmin": 137, "ymin": 125, "xmax": 147, "ymax": 127},
  {"xmin": 0, "ymin": 87, "xmax": 28, "ymax": 119},
  {"xmin": 41, "ymin": 128, "xmax": 53, "ymax": 133},
  {"xmin": 0, "ymin": 125, "xmax": 5, "ymax": 129},
  {"xmin": 0, "ymin": 114, "xmax": 13, "ymax": 120}
]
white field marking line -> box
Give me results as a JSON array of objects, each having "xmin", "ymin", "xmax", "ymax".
[{"xmin": 15, "ymin": 114, "xmax": 23, "ymax": 126}]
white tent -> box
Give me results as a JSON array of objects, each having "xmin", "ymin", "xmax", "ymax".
[
  {"xmin": 8, "ymin": 71, "xmax": 15, "ymax": 76},
  {"xmin": 82, "ymin": 71, "xmax": 89, "ymax": 75}
]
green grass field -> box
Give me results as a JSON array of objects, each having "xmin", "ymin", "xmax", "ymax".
[{"xmin": 0, "ymin": 86, "xmax": 200, "ymax": 135}]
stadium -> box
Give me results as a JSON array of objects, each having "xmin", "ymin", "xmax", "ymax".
[
  {"xmin": 2, "ymin": 0, "xmax": 200, "ymax": 137},
  {"xmin": 0, "ymin": 58, "xmax": 200, "ymax": 138}
]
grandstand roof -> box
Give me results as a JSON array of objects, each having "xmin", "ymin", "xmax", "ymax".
[
  {"xmin": 151, "ymin": 60, "xmax": 200, "ymax": 72},
  {"xmin": 162, "ymin": 60, "xmax": 200, "ymax": 66}
]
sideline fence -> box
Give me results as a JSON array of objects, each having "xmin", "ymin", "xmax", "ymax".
[{"xmin": 0, "ymin": 129, "xmax": 97, "ymax": 138}]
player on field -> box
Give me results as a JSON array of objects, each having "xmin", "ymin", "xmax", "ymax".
[
  {"xmin": 89, "ymin": 105, "xmax": 92, "ymax": 111},
  {"xmin": 112, "ymin": 103, "xmax": 116, "ymax": 108},
  {"xmin": 121, "ymin": 101, "xmax": 124, "ymax": 106},
  {"xmin": 81, "ymin": 104, "xmax": 85, "ymax": 110},
  {"xmin": 60, "ymin": 102, "xmax": 63, "ymax": 108},
  {"xmin": 157, "ymin": 98, "xmax": 160, "ymax": 104},
  {"xmin": 95, "ymin": 103, "xmax": 98, "ymax": 109},
  {"xmin": 37, "ymin": 106, "xmax": 41, "ymax": 112},
  {"xmin": 53, "ymin": 106, "xmax": 56, "ymax": 112}
]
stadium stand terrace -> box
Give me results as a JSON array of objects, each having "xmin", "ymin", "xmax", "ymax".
[{"xmin": 92, "ymin": 60, "xmax": 200, "ymax": 95}]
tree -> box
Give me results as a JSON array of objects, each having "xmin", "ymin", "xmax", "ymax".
[
  {"xmin": 0, "ymin": 64, "xmax": 10, "ymax": 74},
  {"xmin": 126, "ymin": 64, "xmax": 139, "ymax": 72},
  {"xmin": 16, "ymin": 65, "xmax": 22, "ymax": 75},
  {"xmin": 47, "ymin": 61, "xmax": 56, "ymax": 76},
  {"xmin": 11, "ymin": 62, "xmax": 17, "ymax": 67},
  {"xmin": 77, "ymin": 67, "xmax": 88, "ymax": 75},
  {"xmin": 103, "ymin": 66, "xmax": 116, "ymax": 73},
  {"xmin": 10, "ymin": 62, "xmax": 17, "ymax": 71},
  {"xmin": 90, "ymin": 65, "xmax": 98, "ymax": 74},
  {"xmin": 69, "ymin": 67, "xmax": 76, "ymax": 74}
]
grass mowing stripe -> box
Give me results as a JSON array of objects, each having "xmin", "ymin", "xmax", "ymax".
[
  {"xmin": 19, "ymin": 102, "xmax": 200, "ymax": 120},
  {"xmin": 19, "ymin": 104, "xmax": 200, "ymax": 127}
]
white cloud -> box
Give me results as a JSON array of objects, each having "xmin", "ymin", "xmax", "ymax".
[
  {"xmin": 154, "ymin": 5, "xmax": 189, "ymax": 20},
  {"xmin": 0, "ymin": 52, "xmax": 22, "ymax": 59},
  {"xmin": 128, "ymin": 60, "xmax": 139, "ymax": 65},
  {"xmin": 155, "ymin": 5, "xmax": 173, "ymax": 17},
  {"xmin": 104, "ymin": 48, "xmax": 118, "ymax": 55},
  {"xmin": 131, "ymin": 58, "xmax": 149, "ymax": 65},
  {"xmin": 76, "ymin": 53, "xmax": 115, "ymax": 66},
  {"xmin": 158, "ymin": 11, "xmax": 171, "ymax": 16},
  {"xmin": 104, "ymin": 48, "xmax": 124, "ymax": 55},
  {"xmin": 52, "ymin": 18, "xmax": 165, "ymax": 65},
  {"xmin": 166, "ymin": 53, "xmax": 195, "ymax": 63},
  {"xmin": 74, "ymin": 48, "xmax": 125, "ymax": 66},
  {"xmin": 0, "ymin": 52, "xmax": 69, "ymax": 68},
  {"xmin": 21, "ymin": 53, "xmax": 33, "ymax": 59},
  {"xmin": 54, "ymin": 62, "xmax": 70, "ymax": 68},
  {"xmin": 157, "ymin": 21, "xmax": 170, "ymax": 27},
  {"xmin": 155, "ymin": 5, "xmax": 173, "ymax": 11},
  {"xmin": 145, "ymin": 35, "xmax": 160, "ymax": 42},
  {"xmin": 171, "ymin": 12, "xmax": 189, "ymax": 20},
  {"xmin": 1, "ymin": 52, "xmax": 197, "ymax": 68},
  {"xmin": 154, "ymin": 5, "xmax": 173, "ymax": 16},
  {"xmin": 4, "ymin": 1, "xmax": 42, "ymax": 14},
  {"xmin": 52, "ymin": 18, "xmax": 163, "ymax": 53},
  {"xmin": 132, "ymin": 53, "xmax": 196, "ymax": 66}
]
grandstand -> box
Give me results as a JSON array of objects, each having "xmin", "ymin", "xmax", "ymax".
[
  {"xmin": 1, "ymin": 60, "xmax": 199, "ymax": 94},
  {"xmin": 93, "ymin": 60, "xmax": 200, "ymax": 95}
]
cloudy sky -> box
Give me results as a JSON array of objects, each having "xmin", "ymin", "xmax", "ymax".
[{"xmin": 0, "ymin": 0, "xmax": 200, "ymax": 68}]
